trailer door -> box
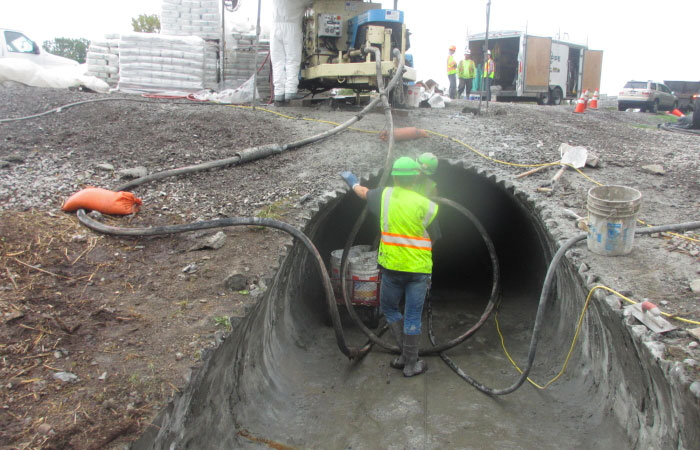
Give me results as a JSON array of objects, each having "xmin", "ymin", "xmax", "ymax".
[
  {"xmin": 581, "ymin": 50, "xmax": 603, "ymax": 93},
  {"xmin": 523, "ymin": 36, "xmax": 552, "ymax": 93}
]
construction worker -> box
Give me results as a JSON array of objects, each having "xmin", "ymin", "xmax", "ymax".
[
  {"xmin": 447, "ymin": 45, "xmax": 457, "ymax": 100},
  {"xmin": 457, "ymin": 50, "xmax": 476, "ymax": 100},
  {"xmin": 484, "ymin": 50, "xmax": 495, "ymax": 101},
  {"xmin": 415, "ymin": 152, "xmax": 438, "ymax": 197},
  {"xmin": 270, "ymin": 0, "xmax": 312, "ymax": 106},
  {"xmin": 340, "ymin": 157, "xmax": 441, "ymax": 377}
]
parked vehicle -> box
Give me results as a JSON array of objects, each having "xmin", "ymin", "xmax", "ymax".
[
  {"xmin": 1, "ymin": 28, "xmax": 78, "ymax": 68},
  {"xmin": 618, "ymin": 81, "xmax": 678, "ymax": 113},
  {"xmin": 467, "ymin": 30, "xmax": 603, "ymax": 105},
  {"xmin": 664, "ymin": 80, "xmax": 700, "ymax": 112}
]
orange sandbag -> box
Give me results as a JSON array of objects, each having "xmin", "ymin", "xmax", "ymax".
[
  {"xmin": 61, "ymin": 187, "xmax": 142, "ymax": 215},
  {"xmin": 379, "ymin": 127, "xmax": 429, "ymax": 142}
]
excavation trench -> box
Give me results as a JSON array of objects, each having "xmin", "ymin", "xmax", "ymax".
[{"xmin": 134, "ymin": 161, "xmax": 661, "ymax": 449}]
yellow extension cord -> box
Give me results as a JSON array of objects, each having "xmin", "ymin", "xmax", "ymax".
[{"xmin": 226, "ymin": 103, "xmax": 700, "ymax": 389}]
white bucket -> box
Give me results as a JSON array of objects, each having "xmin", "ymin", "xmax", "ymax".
[
  {"xmin": 349, "ymin": 252, "xmax": 380, "ymax": 305},
  {"xmin": 330, "ymin": 245, "xmax": 370, "ymax": 295},
  {"xmin": 586, "ymin": 185, "xmax": 642, "ymax": 256}
]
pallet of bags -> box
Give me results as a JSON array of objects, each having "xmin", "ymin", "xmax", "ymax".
[
  {"xmin": 86, "ymin": 33, "xmax": 120, "ymax": 87},
  {"xmin": 161, "ymin": 0, "xmax": 221, "ymax": 40},
  {"xmin": 117, "ymin": 33, "xmax": 206, "ymax": 93}
]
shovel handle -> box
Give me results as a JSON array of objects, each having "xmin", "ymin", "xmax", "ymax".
[
  {"xmin": 551, "ymin": 166, "xmax": 567, "ymax": 182},
  {"xmin": 515, "ymin": 165, "xmax": 550, "ymax": 179}
]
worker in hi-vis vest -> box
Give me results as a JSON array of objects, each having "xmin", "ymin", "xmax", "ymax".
[
  {"xmin": 341, "ymin": 157, "xmax": 441, "ymax": 377},
  {"xmin": 415, "ymin": 152, "xmax": 438, "ymax": 198},
  {"xmin": 447, "ymin": 45, "xmax": 457, "ymax": 99},
  {"xmin": 457, "ymin": 50, "xmax": 476, "ymax": 100},
  {"xmin": 484, "ymin": 49, "xmax": 495, "ymax": 101}
]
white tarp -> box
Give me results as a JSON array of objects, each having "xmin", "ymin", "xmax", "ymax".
[{"xmin": 0, "ymin": 59, "xmax": 109, "ymax": 92}]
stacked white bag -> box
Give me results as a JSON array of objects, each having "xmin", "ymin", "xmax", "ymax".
[
  {"xmin": 117, "ymin": 33, "xmax": 206, "ymax": 93},
  {"xmin": 86, "ymin": 34, "xmax": 120, "ymax": 87},
  {"xmin": 161, "ymin": 0, "xmax": 221, "ymax": 40}
]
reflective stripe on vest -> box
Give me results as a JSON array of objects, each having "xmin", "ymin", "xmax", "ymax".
[
  {"xmin": 378, "ymin": 187, "xmax": 438, "ymax": 273},
  {"xmin": 485, "ymin": 59, "xmax": 495, "ymax": 78}
]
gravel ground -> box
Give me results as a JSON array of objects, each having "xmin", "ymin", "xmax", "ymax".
[{"xmin": 1, "ymin": 83, "xmax": 699, "ymax": 449}]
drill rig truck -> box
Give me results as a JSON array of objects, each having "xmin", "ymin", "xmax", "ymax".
[{"xmin": 299, "ymin": 0, "xmax": 416, "ymax": 103}]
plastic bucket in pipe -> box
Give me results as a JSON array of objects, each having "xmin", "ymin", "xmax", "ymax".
[
  {"xmin": 349, "ymin": 252, "xmax": 380, "ymax": 306},
  {"xmin": 586, "ymin": 185, "xmax": 642, "ymax": 256},
  {"xmin": 330, "ymin": 245, "xmax": 370, "ymax": 295}
]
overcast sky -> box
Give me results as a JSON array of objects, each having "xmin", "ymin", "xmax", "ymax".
[{"xmin": 4, "ymin": 0, "xmax": 700, "ymax": 95}]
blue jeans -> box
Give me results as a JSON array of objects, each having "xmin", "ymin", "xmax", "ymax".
[{"xmin": 380, "ymin": 267, "xmax": 430, "ymax": 336}]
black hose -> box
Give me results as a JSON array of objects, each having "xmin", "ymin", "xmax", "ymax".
[
  {"xmin": 443, "ymin": 220, "xmax": 700, "ymax": 395},
  {"xmin": 115, "ymin": 144, "xmax": 283, "ymax": 192},
  {"xmin": 75, "ymin": 209, "xmax": 363, "ymax": 359},
  {"xmin": 0, "ymin": 97, "xmax": 217, "ymax": 124},
  {"xmin": 338, "ymin": 46, "xmax": 503, "ymax": 356}
]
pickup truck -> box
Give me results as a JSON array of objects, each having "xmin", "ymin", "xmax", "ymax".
[
  {"xmin": 663, "ymin": 80, "xmax": 700, "ymax": 112},
  {"xmin": 1, "ymin": 28, "xmax": 78, "ymax": 68}
]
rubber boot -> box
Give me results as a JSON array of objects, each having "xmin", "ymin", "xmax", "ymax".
[
  {"xmin": 388, "ymin": 320, "xmax": 404, "ymax": 369},
  {"xmin": 273, "ymin": 95, "xmax": 287, "ymax": 107},
  {"xmin": 402, "ymin": 334, "xmax": 427, "ymax": 377}
]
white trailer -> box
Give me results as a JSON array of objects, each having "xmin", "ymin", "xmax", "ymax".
[{"xmin": 467, "ymin": 30, "xmax": 603, "ymax": 105}]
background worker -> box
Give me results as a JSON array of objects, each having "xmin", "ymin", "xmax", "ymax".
[
  {"xmin": 415, "ymin": 152, "xmax": 438, "ymax": 197},
  {"xmin": 457, "ymin": 50, "xmax": 476, "ymax": 100},
  {"xmin": 270, "ymin": 0, "xmax": 312, "ymax": 106},
  {"xmin": 484, "ymin": 49, "xmax": 495, "ymax": 101},
  {"xmin": 340, "ymin": 157, "xmax": 441, "ymax": 377},
  {"xmin": 447, "ymin": 45, "xmax": 457, "ymax": 99}
]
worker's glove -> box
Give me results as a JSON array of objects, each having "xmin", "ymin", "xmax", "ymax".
[{"xmin": 340, "ymin": 171, "xmax": 359, "ymax": 190}]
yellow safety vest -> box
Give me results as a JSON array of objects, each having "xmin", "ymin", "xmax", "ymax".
[
  {"xmin": 458, "ymin": 59, "xmax": 476, "ymax": 79},
  {"xmin": 485, "ymin": 58, "xmax": 495, "ymax": 78},
  {"xmin": 447, "ymin": 55, "xmax": 457, "ymax": 75},
  {"xmin": 378, "ymin": 187, "xmax": 439, "ymax": 274}
]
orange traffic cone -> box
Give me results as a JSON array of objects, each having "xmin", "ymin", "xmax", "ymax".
[
  {"xmin": 669, "ymin": 108, "xmax": 685, "ymax": 118},
  {"xmin": 573, "ymin": 93, "xmax": 587, "ymax": 114},
  {"xmin": 589, "ymin": 89, "xmax": 599, "ymax": 109}
]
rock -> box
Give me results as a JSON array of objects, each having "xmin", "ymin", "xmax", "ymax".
[
  {"xmin": 684, "ymin": 358, "xmax": 698, "ymax": 368},
  {"xmin": 118, "ymin": 166, "xmax": 148, "ymax": 179},
  {"xmin": 175, "ymin": 352, "xmax": 184, "ymax": 361},
  {"xmin": 53, "ymin": 372, "xmax": 79, "ymax": 383},
  {"xmin": 224, "ymin": 273, "xmax": 247, "ymax": 291},
  {"xmin": 689, "ymin": 279, "xmax": 700, "ymax": 294},
  {"xmin": 182, "ymin": 263, "xmax": 198, "ymax": 273},
  {"xmin": 585, "ymin": 152, "xmax": 600, "ymax": 168},
  {"xmin": 691, "ymin": 381, "xmax": 700, "ymax": 398},
  {"xmin": 189, "ymin": 231, "xmax": 227, "ymax": 251},
  {"xmin": 641, "ymin": 164, "xmax": 665, "ymax": 175},
  {"xmin": 95, "ymin": 163, "xmax": 114, "ymax": 171},
  {"xmin": 605, "ymin": 295, "xmax": 622, "ymax": 310},
  {"xmin": 5, "ymin": 154, "xmax": 25, "ymax": 163},
  {"xmin": 98, "ymin": 372, "xmax": 107, "ymax": 381},
  {"xmin": 37, "ymin": 423, "xmax": 53, "ymax": 435},
  {"xmin": 0, "ymin": 161, "xmax": 10, "ymax": 169},
  {"xmin": 4, "ymin": 311, "xmax": 24, "ymax": 323},
  {"xmin": 578, "ymin": 263, "xmax": 589, "ymax": 273}
]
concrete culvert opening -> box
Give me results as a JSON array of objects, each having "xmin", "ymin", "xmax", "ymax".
[{"xmin": 135, "ymin": 160, "xmax": 639, "ymax": 449}]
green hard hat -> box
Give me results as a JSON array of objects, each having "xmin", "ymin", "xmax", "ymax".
[
  {"xmin": 417, "ymin": 152, "xmax": 438, "ymax": 175},
  {"xmin": 391, "ymin": 156, "xmax": 421, "ymax": 176}
]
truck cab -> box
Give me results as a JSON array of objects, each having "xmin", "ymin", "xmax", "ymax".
[{"xmin": 1, "ymin": 28, "xmax": 78, "ymax": 68}]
